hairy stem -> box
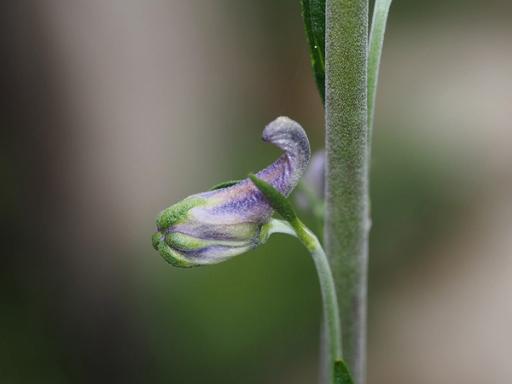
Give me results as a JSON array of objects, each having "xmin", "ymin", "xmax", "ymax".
[
  {"xmin": 368, "ymin": 0, "xmax": 392, "ymax": 146},
  {"xmin": 324, "ymin": 1, "xmax": 369, "ymax": 383}
]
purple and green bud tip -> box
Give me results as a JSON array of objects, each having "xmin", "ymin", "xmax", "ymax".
[{"xmin": 152, "ymin": 116, "xmax": 311, "ymax": 267}]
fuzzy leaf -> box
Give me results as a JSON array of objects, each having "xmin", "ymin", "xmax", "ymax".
[
  {"xmin": 334, "ymin": 359, "xmax": 354, "ymax": 384},
  {"xmin": 300, "ymin": 0, "xmax": 325, "ymax": 103},
  {"xmin": 248, "ymin": 174, "xmax": 297, "ymax": 224}
]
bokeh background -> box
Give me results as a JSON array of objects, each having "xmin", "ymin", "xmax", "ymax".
[{"xmin": 2, "ymin": 1, "xmax": 511, "ymax": 383}]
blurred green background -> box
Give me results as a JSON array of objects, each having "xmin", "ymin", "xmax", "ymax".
[{"xmin": 1, "ymin": 1, "xmax": 511, "ymax": 383}]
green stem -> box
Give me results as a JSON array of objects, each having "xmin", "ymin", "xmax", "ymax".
[
  {"xmin": 325, "ymin": 1, "xmax": 369, "ymax": 384},
  {"xmin": 368, "ymin": 0, "xmax": 393, "ymax": 146},
  {"xmin": 273, "ymin": 218, "xmax": 342, "ymax": 383},
  {"xmin": 249, "ymin": 174, "xmax": 345, "ymax": 382},
  {"xmin": 307, "ymin": 238, "xmax": 342, "ymax": 384}
]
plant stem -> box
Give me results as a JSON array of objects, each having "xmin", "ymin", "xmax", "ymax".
[
  {"xmin": 325, "ymin": 1, "xmax": 370, "ymax": 384},
  {"xmin": 368, "ymin": 0, "xmax": 392, "ymax": 146},
  {"xmin": 251, "ymin": 174, "xmax": 344, "ymax": 383},
  {"xmin": 280, "ymin": 219, "xmax": 342, "ymax": 383}
]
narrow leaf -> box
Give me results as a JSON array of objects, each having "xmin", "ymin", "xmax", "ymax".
[
  {"xmin": 368, "ymin": 0, "xmax": 393, "ymax": 146},
  {"xmin": 248, "ymin": 174, "xmax": 297, "ymax": 223},
  {"xmin": 334, "ymin": 359, "xmax": 355, "ymax": 384},
  {"xmin": 300, "ymin": 0, "xmax": 326, "ymax": 103}
]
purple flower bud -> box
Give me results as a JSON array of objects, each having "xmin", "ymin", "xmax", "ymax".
[
  {"xmin": 152, "ymin": 116, "xmax": 311, "ymax": 267},
  {"xmin": 295, "ymin": 150, "xmax": 325, "ymax": 211}
]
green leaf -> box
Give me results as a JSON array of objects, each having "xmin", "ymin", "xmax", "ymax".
[
  {"xmin": 209, "ymin": 179, "xmax": 242, "ymax": 190},
  {"xmin": 300, "ymin": 0, "xmax": 326, "ymax": 103},
  {"xmin": 368, "ymin": 0, "xmax": 393, "ymax": 146},
  {"xmin": 334, "ymin": 359, "xmax": 354, "ymax": 384},
  {"xmin": 248, "ymin": 174, "xmax": 297, "ymax": 223}
]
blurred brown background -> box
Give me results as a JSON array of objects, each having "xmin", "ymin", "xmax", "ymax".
[{"xmin": 1, "ymin": 1, "xmax": 511, "ymax": 383}]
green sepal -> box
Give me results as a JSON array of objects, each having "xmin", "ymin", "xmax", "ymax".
[
  {"xmin": 156, "ymin": 197, "xmax": 205, "ymax": 230},
  {"xmin": 334, "ymin": 359, "xmax": 354, "ymax": 384},
  {"xmin": 157, "ymin": 242, "xmax": 195, "ymax": 268},
  {"xmin": 300, "ymin": 0, "xmax": 325, "ymax": 103},
  {"xmin": 210, "ymin": 179, "xmax": 242, "ymax": 190},
  {"xmin": 248, "ymin": 174, "xmax": 297, "ymax": 224}
]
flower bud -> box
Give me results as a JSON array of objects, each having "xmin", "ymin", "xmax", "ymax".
[
  {"xmin": 295, "ymin": 150, "xmax": 325, "ymax": 211},
  {"xmin": 152, "ymin": 116, "xmax": 311, "ymax": 267}
]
